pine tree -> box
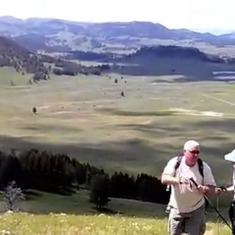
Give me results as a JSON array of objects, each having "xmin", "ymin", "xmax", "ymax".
[{"xmin": 89, "ymin": 174, "xmax": 109, "ymax": 210}]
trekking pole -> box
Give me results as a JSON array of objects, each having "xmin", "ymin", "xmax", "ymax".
[{"xmin": 189, "ymin": 178, "xmax": 232, "ymax": 230}]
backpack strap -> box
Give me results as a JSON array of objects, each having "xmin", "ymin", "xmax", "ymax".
[
  {"xmin": 166, "ymin": 156, "xmax": 182, "ymax": 192},
  {"xmin": 197, "ymin": 158, "xmax": 204, "ymax": 178},
  {"xmin": 174, "ymin": 156, "xmax": 204, "ymax": 178},
  {"xmin": 173, "ymin": 156, "xmax": 183, "ymax": 176}
]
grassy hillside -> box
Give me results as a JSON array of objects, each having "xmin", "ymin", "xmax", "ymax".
[
  {"xmin": 0, "ymin": 70, "xmax": 235, "ymax": 184},
  {"xmin": 0, "ymin": 67, "xmax": 31, "ymax": 85},
  {"xmin": 0, "ymin": 188, "xmax": 232, "ymax": 234},
  {"xmin": 0, "ymin": 187, "xmax": 232, "ymax": 234},
  {"xmin": 0, "ymin": 189, "xmax": 165, "ymax": 216}
]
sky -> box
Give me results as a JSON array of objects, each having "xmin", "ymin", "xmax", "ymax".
[{"xmin": 0, "ymin": 0, "xmax": 234, "ymax": 35}]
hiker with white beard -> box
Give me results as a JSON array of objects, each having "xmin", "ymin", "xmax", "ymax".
[
  {"xmin": 161, "ymin": 140, "xmax": 216, "ymax": 235},
  {"xmin": 216, "ymin": 149, "xmax": 235, "ymax": 234}
]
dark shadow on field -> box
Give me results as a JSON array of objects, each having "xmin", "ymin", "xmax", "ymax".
[
  {"xmin": 91, "ymin": 207, "xmax": 117, "ymax": 214},
  {"xmin": 112, "ymin": 57, "xmax": 235, "ymax": 82},
  {"xmin": 23, "ymin": 123, "xmax": 82, "ymax": 133},
  {"xmin": 196, "ymin": 119, "xmax": 235, "ymax": 133},
  {"xmin": 0, "ymin": 117, "xmax": 235, "ymax": 177},
  {"xmin": 98, "ymin": 108, "xmax": 176, "ymax": 117},
  {"xmin": 191, "ymin": 119, "xmax": 235, "ymax": 157},
  {"xmin": 0, "ymin": 188, "xmax": 168, "ymax": 218},
  {"xmin": 117, "ymin": 123, "xmax": 181, "ymax": 135},
  {"xmin": 0, "ymin": 135, "xmax": 171, "ymax": 176},
  {"xmin": 24, "ymin": 190, "xmax": 43, "ymax": 200}
]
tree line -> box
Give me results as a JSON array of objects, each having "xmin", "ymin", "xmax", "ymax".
[{"xmin": 0, "ymin": 149, "xmax": 169, "ymax": 208}]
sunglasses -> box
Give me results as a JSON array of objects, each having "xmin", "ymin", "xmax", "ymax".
[{"xmin": 189, "ymin": 150, "xmax": 200, "ymax": 154}]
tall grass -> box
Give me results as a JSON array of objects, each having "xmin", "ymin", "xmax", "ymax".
[{"xmin": 0, "ymin": 212, "xmax": 232, "ymax": 235}]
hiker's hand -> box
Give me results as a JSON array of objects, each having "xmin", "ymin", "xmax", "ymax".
[
  {"xmin": 197, "ymin": 185, "xmax": 209, "ymax": 194},
  {"xmin": 179, "ymin": 176, "xmax": 190, "ymax": 185},
  {"xmin": 215, "ymin": 187, "xmax": 227, "ymax": 195}
]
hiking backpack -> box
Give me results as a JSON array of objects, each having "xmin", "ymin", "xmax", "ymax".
[
  {"xmin": 174, "ymin": 156, "xmax": 204, "ymax": 178},
  {"xmin": 166, "ymin": 156, "xmax": 204, "ymax": 192}
]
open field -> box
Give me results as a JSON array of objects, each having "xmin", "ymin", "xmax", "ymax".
[
  {"xmin": 0, "ymin": 189, "xmax": 168, "ymax": 217},
  {"xmin": 0, "ymin": 69, "xmax": 235, "ymax": 233},
  {"xmin": 0, "ymin": 67, "xmax": 31, "ymax": 86},
  {"xmin": 0, "ymin": 189, "xmax": 232, "ymax": 234},
  {"xmin": 0, "ymin": 68, "xmax": 235, "ymax": 184}
]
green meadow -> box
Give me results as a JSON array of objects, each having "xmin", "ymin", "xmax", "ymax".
[
  {"xmin": 0, "ymin": 67, "xmax": 235, "ymax": 234},
  {"xmin": 0, "ymin": 189, "xmax": 232, "ymax": 234},
  {"xmin": 0, "ymin": 69, "xmax": 234, "ymax": 180}
]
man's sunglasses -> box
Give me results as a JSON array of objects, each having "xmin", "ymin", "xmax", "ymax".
[{"xmin": 189, "ymin": 150, "xmax": 200, "ymax": 154}]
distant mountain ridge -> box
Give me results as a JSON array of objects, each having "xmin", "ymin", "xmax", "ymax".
[{"xmin": 0, "ymin": 16, "xmax": 235, "ymax": 53}]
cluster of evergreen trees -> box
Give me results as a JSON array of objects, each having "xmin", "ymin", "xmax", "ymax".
[{"xmin": 0, "ymin": 149, "xmax": 169, "ymax": 207}]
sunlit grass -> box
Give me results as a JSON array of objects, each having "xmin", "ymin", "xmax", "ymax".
[
  {"xmin": 0, "ymin": 188, "xmax": 232, "ymax": 234},
  {"xmin": 0, "ymin": 212, "xmax": 232, "ymax": 235},
  {"xmin": 0, "ymin": 67, "xmax": 31, "ymax": 86}
]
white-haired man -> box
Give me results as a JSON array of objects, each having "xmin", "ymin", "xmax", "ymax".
[{"xmin": 161, "ymin": 140, "xmax": 216, "ymax": 235}]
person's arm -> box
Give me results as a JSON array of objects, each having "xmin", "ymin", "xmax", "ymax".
[
  {"xmin": 226, "ymin": 185, "xmax": 234, "ymax": 192},
  {"xmin": 197, "ymin": 184, "xmax": 215, "ymax": 195},
  {"xmin": 215, "ymin": 185, "xmax": 233, "ymax": 194},
  {"xmin": 161, "ymin": 157, "xmax": 181, "ymax": 186},
  {"xmin": 161, "ymin": 174, "xmax": 180, "ymax": 185}
]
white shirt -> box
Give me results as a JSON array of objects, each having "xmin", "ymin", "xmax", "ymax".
[{"xmin": 163, "ymin": 156, "xmax": 216, "ymax": 213}]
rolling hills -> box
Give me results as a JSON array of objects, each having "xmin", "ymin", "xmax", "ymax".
[{"xmin": 1, "ymin": 16, "xmax": 235, "ymax": 55}]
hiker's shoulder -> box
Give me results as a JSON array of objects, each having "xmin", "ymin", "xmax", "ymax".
[
  {"xmin": 167, "ymin": 156, "xmax": 181, "ymax": 165},
  {"xmin": 200, "ymin": 159, "xmax": 212, "ymax": 170}
]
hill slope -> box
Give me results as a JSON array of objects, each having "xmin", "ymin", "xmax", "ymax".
[
  {"xmin": 0, "ymin": 36, "xmax": 54, "ymax": 81},
  {"xmin": 0, "ymin": 36, "xmax": 110, "ymax": 81},
  {"xmin": 105, "ymin": 45, "xmax": 235, "ymax": 79}
]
